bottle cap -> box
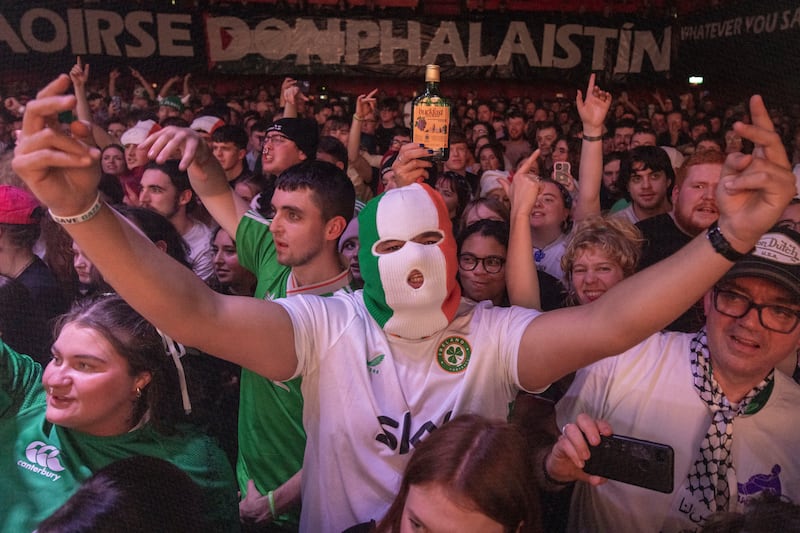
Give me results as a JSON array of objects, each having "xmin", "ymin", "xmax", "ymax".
[{"xmin": 425, "ymin": 64, "xmax": 441, "ymax": 83}]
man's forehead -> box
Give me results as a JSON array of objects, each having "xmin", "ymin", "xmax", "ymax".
[
  {"xmin": 273, "ymin": 186, "xmax": 316, "ymax": 206},
  {"xmin": 141, "ymin": 168, "xmax": 172, "ymax": 185},
  {"xmin": 685, "ymin": 163, "xmax": 722, "ymax": 182},
  {"xmin": 719, "ymin": 276, "xmax": 797, "ymax": 302}
]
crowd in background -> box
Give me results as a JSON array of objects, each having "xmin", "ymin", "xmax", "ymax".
[{"xmin": 1, "ymin": 58, "xmax": 800, "ymax": 533}]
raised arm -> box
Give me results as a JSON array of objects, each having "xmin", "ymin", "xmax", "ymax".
[
  {"xmin": 138, "ymin": 126, "xmax": 249, "ymax": 237},
  {"xmin": 12, "ymin": 75, "xmax": 297, "ymax": 381},
  {"xmin": 108, "ymin": 68, "xmax": 120, "ymax": 98},
  {"xmin": 517, "ymin": 94, "xmax": 796, "ymax": 391},
  {"xmin": 70, "ymin": 58, "xmax": 114, "ymax": 149},
  {"xmin": 69, "ymin": 58, "xmax": 91, "ymax": 123},
  {"xmin": 572, "ymin": 74, "xmax": 610, "ymax": 222},
  {"xmin": 280, "ymin": 78, "xmax": 306, "ymax": 119},
  {"xmin": 349, "ymin": 89, "xmax": 377, "ymax": 164},
  {"xmin": 159, "ymin": 75, "xmax": 182, "ymax": 99},
  {"xmin": 504, "ymin": 150, "xmax": 542, "ymax": 309},
  {"xmin": 129, "ymin": 67, "xmax": 156, "ymax": 101}
]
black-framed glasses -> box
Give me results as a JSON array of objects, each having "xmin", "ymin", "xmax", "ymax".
[
  {"xmin": 458, "ymin": 253, "xmax": 505, "ymax": 274},
  {"xmin": 712, "ymin": 286, "xmax": 800, "ymax": 333}
]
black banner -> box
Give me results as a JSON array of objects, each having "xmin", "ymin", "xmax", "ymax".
[
  {"xmin": 0, "ymin": 4, "xmax": 672, "ymax": 84},
  {"xmin": 204, "ymin": 13, "xmax": 673, "ymax": 83},
  {"xmin": 675, "ymin": 0, "xmax": 800, "ymax": 96}
]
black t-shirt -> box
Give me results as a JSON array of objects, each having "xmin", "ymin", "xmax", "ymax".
[
  {"xmin": 636, "ymin": 213, "xmax": 705, "ymax": 332},
  {"xmin": 17, "ymin": 257, "xmax": 69, "ymax": 321}
]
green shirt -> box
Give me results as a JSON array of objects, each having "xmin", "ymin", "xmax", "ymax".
[
  {"xmin": 0, "ymin": 341, "xmax": 239, "ymax": 533},
  {"xmin": 236, "ymin": 211, "xmax": 351, "ymax": 530}
]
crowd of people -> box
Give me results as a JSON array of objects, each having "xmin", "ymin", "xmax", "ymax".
[{"xmin": 1, "ymin": 57, "xmax": 799, "ymax": 533}]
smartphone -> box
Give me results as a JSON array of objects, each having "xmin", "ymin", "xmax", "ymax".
[
  {"xmin": 583, "ymin": 434, "xmax": 674, "ymax": 494},
  {"xmin": 299, "ymin": 80, "xmax": 311, "ymax": 95},
  {"xmin": 553, "ymin": 161, "xmax": 572, "ymax": 186}
]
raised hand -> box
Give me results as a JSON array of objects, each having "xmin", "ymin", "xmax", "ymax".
[
  {"xmin": 391, "ymin": 142, "xmax": 434, "ymax": 188},
  {"xmin": 12, "ymin": 75, "xmax": 100, "ymax": 217},
  {"xmin": 129, "ymin": 66, "xmax": 145, "ymax": 81},
  {"xmin": 503, "ymin": 149, "xmax": 542, "ymax": 217},
  {"xmin": 69, "ymin": 57, "xmax": 90, "ymax": 89},
  {"xmin": 138, "ymin": 125, "xmax": 212, "ymax": 171},
  {"xmin": 716, "ymin": 95, "xmax": 795, "ymax": 253},
  {"xmin": 355, "ymin": 89, "xmax": 377, "ymax": 119},
  {"xmin": 576, "ymin": 73, "xmax": 611, "ymax": 132}
]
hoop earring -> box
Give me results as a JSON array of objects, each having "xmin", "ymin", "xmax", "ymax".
[{"xmin": 135, "ymin": 387, "xmax": 142, "ymax": 399}]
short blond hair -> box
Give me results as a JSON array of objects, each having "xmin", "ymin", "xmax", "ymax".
[{"xmin": 561, "ymin": 215, "xmax": 644, "ymax": 304}]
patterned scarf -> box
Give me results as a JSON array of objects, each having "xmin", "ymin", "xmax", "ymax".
[{"xmin": 687, "ymin": 328, "xmax": 774, "ymax": 513}]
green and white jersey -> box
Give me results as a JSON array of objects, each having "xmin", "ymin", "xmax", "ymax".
[{"xmin": 236, "ymin": 210, "xmax": 351, "ymax": 530}]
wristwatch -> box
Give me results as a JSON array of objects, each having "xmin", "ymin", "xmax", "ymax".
[{"xmin": 706, "ymin": 221, "xmax": 751, "ymax": 261}]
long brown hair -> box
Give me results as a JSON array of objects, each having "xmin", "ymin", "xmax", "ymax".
[{"xmin": 376, "ymin": 414, "xmax": 541, "ymax": 533}]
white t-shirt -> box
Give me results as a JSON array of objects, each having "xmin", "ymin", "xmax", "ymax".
[
  {"xmin": 557, "ymin": 331, "xmax": 800, "ymax": 533},
  {"xmin": 277, "ymin": 293, "xmax": 542, "ymax": 533},
  {"xmin": 534, "ymin": 232, "xmax": 568, "ymax": 281},
  {"xmin": 181, "ymin": 220, "xmax": 215, "ymax": 281},
  {"xmin": 611, "ymin": 204, "xmax": 640, "ymax": 225}
]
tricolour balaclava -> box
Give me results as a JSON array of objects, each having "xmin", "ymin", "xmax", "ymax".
[{"xmin": 359, "ymin": 183, "xmax": 461, "ymax": 339}]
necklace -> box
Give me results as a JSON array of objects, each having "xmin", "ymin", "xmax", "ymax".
[{"xmin": 11, "ymin": 256, "xmax": 35, "ymax": 279}]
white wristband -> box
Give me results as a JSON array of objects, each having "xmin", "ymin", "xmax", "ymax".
[{"xmin": 49, "ymin": 193, "xmax": 103, "ymax": 225}]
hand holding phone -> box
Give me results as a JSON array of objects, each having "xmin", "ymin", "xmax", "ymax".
[{"xmin": 583, "ymin": 434, "xmax": 674, "ymax": 493}]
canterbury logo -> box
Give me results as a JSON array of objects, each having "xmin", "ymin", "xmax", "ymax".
[{"xmin": 25, "ymin": 441, "xmax": 65, "ymax": 472}]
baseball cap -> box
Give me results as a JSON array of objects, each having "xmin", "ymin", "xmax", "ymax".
[
  {"xmin": 0, "ymin": 185, "xmax": 41, "ymax": 225},
  {"xmin": 721, "ymin": 226, "xmax": 800, "ymax": 300},
  {"xmin": 120, "ymin": 120, "xmax": 161, "ymax": 146},
  {"xmin": 266, "ymin": 118, "xmax": 319, "ymax": 159},
  {"xmin": 159, "ymin": 95, "xmax": 184, "ymax": 113}
]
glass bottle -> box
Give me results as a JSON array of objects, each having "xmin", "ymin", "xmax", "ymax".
[{"xmin": 411, "ymin": 64, "xmax": 451, "ymax": 161}]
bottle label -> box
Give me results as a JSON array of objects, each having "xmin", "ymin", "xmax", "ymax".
[{"xmin": 413, "ymin": 97, "xmax": 450, "ymax": 151}]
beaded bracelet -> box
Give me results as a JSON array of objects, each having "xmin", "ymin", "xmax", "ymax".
[
  {"xmin": 49, "ymin": 193, "xmax": 103, "ymax": 225},
  {"xmin": 581, "ymin": 133, "xmax": 603, "ymax": 142}
]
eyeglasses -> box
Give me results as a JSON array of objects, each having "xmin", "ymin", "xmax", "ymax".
[
  {"xmin": 458, "ymin": 253, "xmax": 505, "ymax": 274},
  {"xmin": 776, "ymin": 219, "xmax": 800, "ymax": 232},
  {"xmin": 712, "ymin": 286, "xmax": 800, "ymax": 333},
  {"xmin": 262, "ymin": 134, "xmax": 291, "ymax": 150}
]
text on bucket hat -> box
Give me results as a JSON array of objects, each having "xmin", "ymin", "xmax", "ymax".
[
  {"xmin": 266, "ymin": 118, "xmax": 319, "ymax": 159},
  {"xmin": 0, "ymin": 185, "xmax": 41, "ymax": 225}
]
